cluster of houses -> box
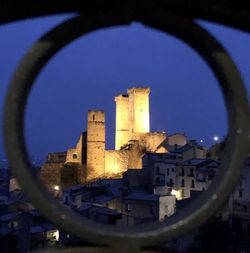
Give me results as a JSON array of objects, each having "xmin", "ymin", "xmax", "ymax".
[{"xmin": 0, "ymin": 138, "xmax": 249, "ymax": 252}]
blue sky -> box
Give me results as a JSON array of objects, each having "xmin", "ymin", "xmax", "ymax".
[{"xmin": 0, "ymin": 15, "xmax": 249, "ymax": 160}]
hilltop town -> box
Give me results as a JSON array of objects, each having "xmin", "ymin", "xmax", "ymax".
[{"xmin": 0, "ymin": 88, "xmax": 249, "ymax": 252}]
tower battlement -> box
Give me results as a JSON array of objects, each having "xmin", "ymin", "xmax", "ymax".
[
  {"xmin": 114, "ymin": 94, "xmax": 128, "ymax": 101},
  {"xmin": 88, "ymin": 110, "xmax": 105, "ymax": 122},
  {"xmin": 127, "ymin": 87, "xmax": 150, "ymax": 94}
]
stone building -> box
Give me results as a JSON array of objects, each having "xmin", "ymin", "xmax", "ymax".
[{"xmin": 41, "ymin": 87, "xmax": 171, "ymax": 190}]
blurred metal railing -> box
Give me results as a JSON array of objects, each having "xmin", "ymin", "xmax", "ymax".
[{"xmin": 1, "ymin": 1, "xmax": 250, "ymax": 252}]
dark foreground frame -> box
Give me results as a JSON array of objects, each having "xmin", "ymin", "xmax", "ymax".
[{"xmin": 2, "ymin": 1, "xmax": 250, "ymax": 252}]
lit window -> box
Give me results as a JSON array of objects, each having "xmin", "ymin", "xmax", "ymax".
[{"xmin": 54, "ymin": 185, "xmax": 60, "ymax": 191}]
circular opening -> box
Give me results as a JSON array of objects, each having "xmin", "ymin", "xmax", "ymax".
[{"xmin": 24, "ymin": 23, "xmax": 227, "ymax": 229}]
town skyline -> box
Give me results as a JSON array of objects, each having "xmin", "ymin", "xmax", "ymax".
[{"xmin": 1, "ymin": 14, "xmax": 250, "ymax": 161}]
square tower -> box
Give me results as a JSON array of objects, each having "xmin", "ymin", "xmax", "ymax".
[
  {"xmin": 86, "ymin": 110, "xmax": 105, "ymax": 181},
  {"xmin": 115, "ymin": 94, "xmax": 130, "ymax": 150},
  {"xmin": 128, "ymin": 87, "xmax": 150, "ymax": 134}
]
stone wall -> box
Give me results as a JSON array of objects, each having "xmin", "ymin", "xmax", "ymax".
[
  {"xmin": 61, "ymin": 163, "xmax": 81, "ymax": 188},
  {"xmin": 41, "ymin": 162, "xmax": 85, "ymax": 190},
  {"xmin": 105, "ymin": 150, "xmax": 130, "ymax": 177},
  {"xmin": 142, "ymin": 132, "xmax": 167, "ymax": 152},
  {"xmin": 127, "ymin": 140, "xmax": 144, "ymax": 169},
  {"xmin": 47, "ymin": 152, "xmax": 66, "ymax": 163},
  {"xmin": 40, "ymin": 163, "xmax": 63, "ymax": 190},
  {"xmin": 65, "ymin": 133, "xmax": 87, "ymax": 164},
  {"xmin": 168, "ymin": 133, "xmax": 187, "ymax": 146}
]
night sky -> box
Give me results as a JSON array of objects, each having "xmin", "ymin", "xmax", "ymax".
[{"xmin": 0, "ymin": 15, "xmax": 250, "ymax": 161}]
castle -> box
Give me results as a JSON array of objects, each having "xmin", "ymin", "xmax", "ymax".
[{"xmin": 41, "ymin": 87, "xmax": 187, "ymax": 189}]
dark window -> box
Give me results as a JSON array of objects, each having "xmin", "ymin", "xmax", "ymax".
[
  {"xmin": 191, "ymin": 180, "xmax": 195, "ymax": 188},
  {"xmin": 73, "ymin": 154, "xmax": 77, "ymax": 159},
  {"xmin": 181, "ymin": 168, "xmax": 185, "ymax": 176},
  {"xmin": 169, "ymin": 178, "xmax": 174, "ymax": 187},
  {"xmin": 156, "ymin": 166, "xmax": 160, "ymax": 174},
  {"xmin": 93, "ymin": 114, "xmax": 95, "ymax": 120},
  {"xmin": 181, "ymin": 179, "xmax": 185, "ymax": 187},
  {"xmin": 156, "ymin": 177, "xmax": 160, "ymax": 184},
  {"xmin": 65, "ymin": 196, "xmax": 69, "ymax": 205},
  {"xmin": 150, "ymin": 205, "xmax": 154, "ymax": 214},
  {"xmin": 190, "ymin": 168, "xmax": 194, "ymax": 177},
  {"xmin": 208, "ymin": 171, "xmax": 215, "ymax": 180},
  {"xmin": 239, "ymin": 191, "xmax": 243, "ymax": 198},
  {"xmin": 172, "ymin": 168, "xmax": 174, "ymax": 172},
  {"xmin": 167, "ymin": 168, "xmax": 169, "ymax": 176}
]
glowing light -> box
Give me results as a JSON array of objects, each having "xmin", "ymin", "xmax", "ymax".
[
  {"xmin": 171, "ymin": 189, "xmax": 177, "ymax": 196},
  {"xmin": 213, "ymin": 136, "xmax": 219, "ymax": 141},
  {"xmin": 54, "ymin": 185, "xmax": 60, "ymax": 191},
  {"xmin": 53, "ymin": 230, "xmax": 59, "ymax": 241},
  {"xmin": 200, "ymin": 139, "xmax": 203, "ymax": 143}
]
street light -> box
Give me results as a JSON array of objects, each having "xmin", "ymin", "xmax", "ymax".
[
  {"xmin": 213, "ymin": 136, "xmax": 219, "ymax": 141},
  {"xmin": 54, "ymin": 185, "xmax": 60, "ymax": 191}
]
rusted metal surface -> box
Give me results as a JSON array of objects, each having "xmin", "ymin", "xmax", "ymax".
[{"xmin": 1, "ymin": 1, "xmax": 250, "ymax": 252}]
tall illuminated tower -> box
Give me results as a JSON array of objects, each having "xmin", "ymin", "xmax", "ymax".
[
  {"xmin": 115, "ymin": 87, "xmax": 150, "ymax": 150},
  {"xmin": 115, "ymin": 94, "xmax": 130, "ymax": 150},
  {"xmin": 86, "ymin": 110, "xmax": 105, "ymax": 181},
  {"xmin": 128, "ymin": 87, "xmax": 150, "ymax": 134}
]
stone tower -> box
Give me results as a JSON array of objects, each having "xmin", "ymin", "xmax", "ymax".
[
  {"xmin": 86, "ymin": 110, "xmax": 105, "ymax": 181},
  {"xmin": 115, "ymin": 94, "xmax": 129, "ymax": 150},
  {"xmin": 128, "ymin": 87, "xmax": 150, "ymax": 135},
  {"xmin": 115, "ymin": 87, "xmax": 151, "ymax": 150}
]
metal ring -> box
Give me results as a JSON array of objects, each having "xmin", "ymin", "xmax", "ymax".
[{"xmin": 4, "ymin": 5, "xmax": 250, "ymax": 250}]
